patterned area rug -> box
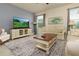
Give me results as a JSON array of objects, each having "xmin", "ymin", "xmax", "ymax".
[{"xmin": 4, "ymin": 36, "xmax": 66, "ymax": 56}]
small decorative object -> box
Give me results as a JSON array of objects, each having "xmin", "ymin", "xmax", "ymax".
[{"xmin": 48, "ymin": 17, "xmax": 63, "ymax": 24}]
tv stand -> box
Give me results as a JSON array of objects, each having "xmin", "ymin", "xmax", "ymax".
[{"xmin": 11, "ymin": 28, "xmax": 33, "ymax": 39}]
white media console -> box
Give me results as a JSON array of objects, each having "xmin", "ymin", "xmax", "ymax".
[{"xmin": 11, "ymin": 28, "xmax": 33, "ymax": 39}]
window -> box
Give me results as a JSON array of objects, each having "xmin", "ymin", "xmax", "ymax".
[
  {"xmin": 69, "ymin": 8, "xmax": 79, "ymax": 29},
  {"xmin": 36, "ymin": 14, "xmax": 45, "ymax": 27}
]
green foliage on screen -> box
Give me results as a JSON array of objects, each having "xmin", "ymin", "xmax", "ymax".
[{"xmin": 13, "ymin": 18, "xmax": 29, "ymax": 28}]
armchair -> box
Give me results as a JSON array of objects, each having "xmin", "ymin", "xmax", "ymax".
[
  {"xmin": 0, "ymin": 29, "xmax": 10, "ymax": 44},
  {"xmin": 65, "ymin": 39, "xmax": 79, "ymax": 56}
]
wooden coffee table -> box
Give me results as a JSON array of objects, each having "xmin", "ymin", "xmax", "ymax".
[{"xmin": 34, "ymin": 34, "xmax": 57, "ymax": 54}]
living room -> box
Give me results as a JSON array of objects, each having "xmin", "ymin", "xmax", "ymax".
[{"xmin": 0, "ymin": 3, "xmax": 79, "ymax": 56}]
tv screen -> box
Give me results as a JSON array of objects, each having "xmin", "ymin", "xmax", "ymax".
[{"xmin": 13, "ymin": 17, "xmax": 29, "ymax": 29}]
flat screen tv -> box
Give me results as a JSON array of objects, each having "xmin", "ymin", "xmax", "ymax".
[{"xmin": 13, "ymin": 17, "xmax": 29, "ymax": 29}]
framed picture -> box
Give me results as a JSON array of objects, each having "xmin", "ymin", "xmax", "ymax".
[{"xmin": 48, "ymin": 17, "xmax": 63, "ymax": 24}]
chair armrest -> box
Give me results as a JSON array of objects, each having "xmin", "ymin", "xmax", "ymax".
[{"xmin": 0, "ymin": 34, "xmax": 10, "ymax": 42}]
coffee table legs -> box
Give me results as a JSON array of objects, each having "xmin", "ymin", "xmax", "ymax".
[{"xmin": 46, "ymin": 44, "xmax": 50, "ymax": 55}]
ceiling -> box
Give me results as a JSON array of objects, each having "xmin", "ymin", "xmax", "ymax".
[{"xmin": 11, "ymin": 3, "xmax": 69, "ymax": 13}]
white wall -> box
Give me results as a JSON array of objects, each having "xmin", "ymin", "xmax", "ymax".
[{"xmin": 36, "ymin": 4, "xmax": 79, "ymax": 33}]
